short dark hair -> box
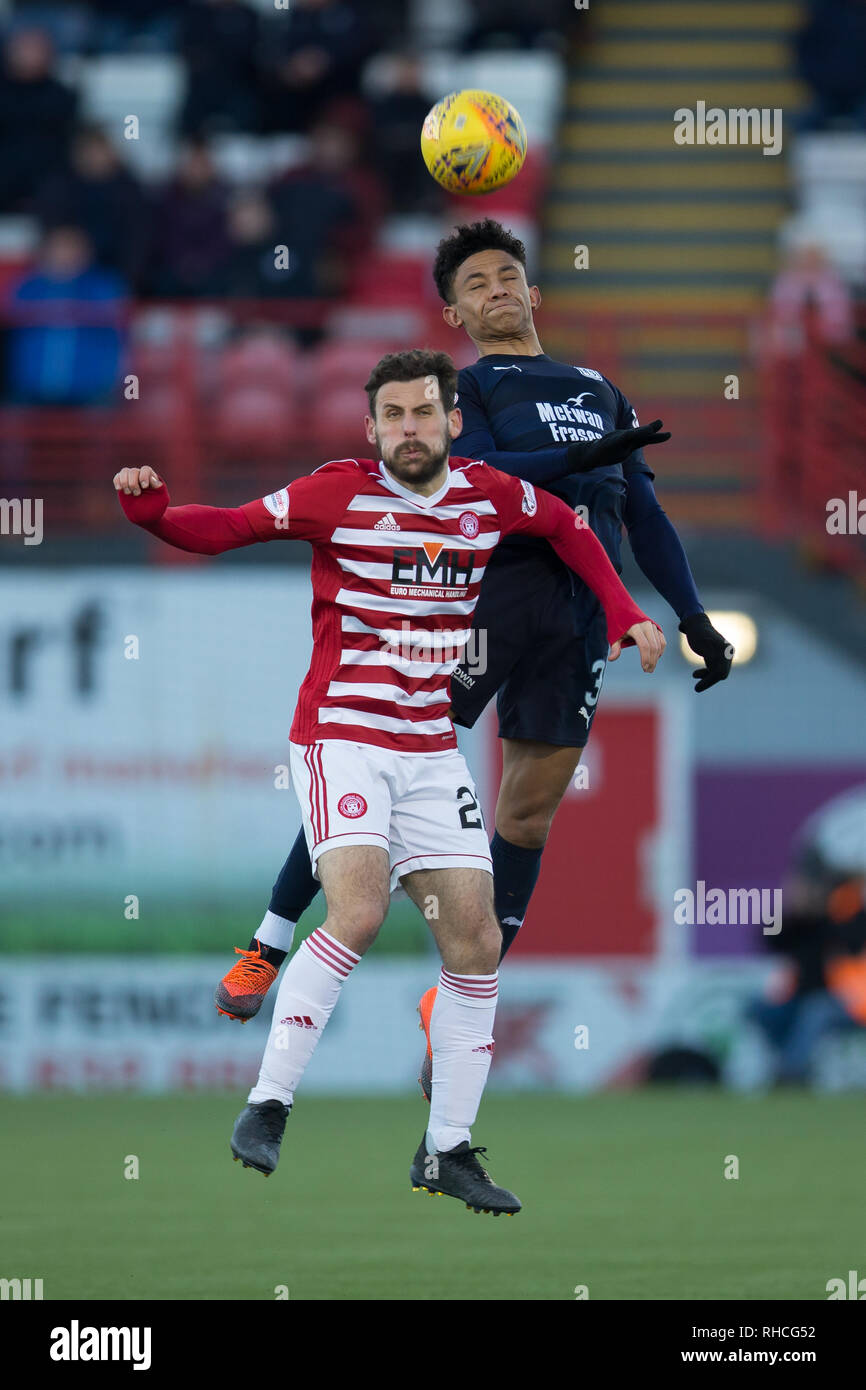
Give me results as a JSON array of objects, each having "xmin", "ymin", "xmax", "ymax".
[
  {"xmin": 365, "ymin": 348, "xmax": 458, "ymax": 415},
  {"xmin": 432, "ymin": 218, "xmax": 527, "ymax": 303}
]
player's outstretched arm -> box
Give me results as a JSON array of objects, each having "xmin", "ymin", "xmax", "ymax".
[
  {"xmin": 566, "ymin": 418, "xmax": 670, "ymax": 474},
  {"xmin": 624, "ymin": 471, "xmax": 732, "ymax": 690},
  {"xmin": 456, "ymin": 412, "xmax": 669, "ymax": 486},
  {"xmin": 494, "ymin": 474, "xmax": 665, "ymax": 670},
  {"xmin": 114, "ymin": 467, "xmax": 262, "ymax": 555},
  {"xmin": 455, "ymin": 371, "xmax": 670, "ymax": 483}
]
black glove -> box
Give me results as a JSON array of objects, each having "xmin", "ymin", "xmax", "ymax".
[
  {"xmin": 567, "ymin": 419, "xmax": 671, "ymax": 474},
  {"xmin": 679, "ymin": 612, "xmax": 733, "ymax": 692}
]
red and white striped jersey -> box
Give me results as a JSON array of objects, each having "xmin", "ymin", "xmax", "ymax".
[
  {"xmin": 119, "ymin": 453, "xmax": 648, "ymax": 753},
  {"xmin": 240, "ymin": 455, "xmax": 547, "ymax": 754}
]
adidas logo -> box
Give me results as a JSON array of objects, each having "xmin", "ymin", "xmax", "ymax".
[
  {"xmin": 471, "ymin": 1042, "xmax": 495, "ymax": 1055},
  {"xmin": 280, "ymin": 1015, "xmax": 317, "ymax": 1030},
  {"xmin": 373, "ymin": 511, "xmax": 400, "ymax": 531}
]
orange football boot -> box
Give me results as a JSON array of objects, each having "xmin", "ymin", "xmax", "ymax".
[
  {"xmin": 215, "ymin": 943, "xmax": 279, "ymax": 1022},
  {"xmin": 417, "ymin": 985, "xmax": 437, "ymax": 1101}
]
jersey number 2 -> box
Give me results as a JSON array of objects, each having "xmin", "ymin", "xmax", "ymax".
[{"xmin": 457, "ymin": 786, "xmax": 483, "ymax": 830}]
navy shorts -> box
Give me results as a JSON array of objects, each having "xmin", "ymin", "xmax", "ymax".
[{"xmin": 450, "ymin": 546, "xmax": 610, "ymax": 747}]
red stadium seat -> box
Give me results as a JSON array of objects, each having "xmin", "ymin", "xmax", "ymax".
[
  {"xmin": 217, "ymin": 333, "xmax": 301, "ymax": 395},
  {"xmin": 214, "ymin": 387, "xmax": 301, "ymax": 442},
  {"xmin": 206, "ymin": 333, "xmax": 304, "ymax": 450},
  {"xmin": 305, "ymin": 336, "xmax": 422, "ymax": 449},
  {"xmin": 310, "ymin": 338, "xmax": 400, "ymax": 383},
  {"xmin": 346, "ymin": 252, "xmax": 434, "ymax": 307},
  {"xmin": 307, "ymin": 382, "xmax": 369, "ymax": 450}
]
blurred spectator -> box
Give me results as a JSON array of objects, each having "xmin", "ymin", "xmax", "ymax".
[
  {"xmin": 260, "ymin": 0, "xmax": 374, "ymax": 134},
  {"xmin": 745, "ymin": 911, "xmax": 866, "ymax": 1084},
  {"xmin": 464, "ymin": 0, "xmax": 571, "ymax": 51},
  {"xmin": 369, "ymin": 52, "xmax": 442, "ymax": 215},
  {"xmin": 147, "ymin": 140, "xmax": 231, "ymax": 297},
  {"xmin": 0, "ymin": 28, "xmax": 77, "ymax": 212},
  {"xmin": 745, "ymin": 803, "xmax": 866, "ymax": 1085},
  {"xmin": 795, "ymin": 0, "xmax": 866, "ymax": 130},
  {"xmin": 268, "ymin": 112, "xmax": 385, "ymax": 300},
  {"xmin": 86, "ymin": 0, "xmax": 180, "ymax": 54},
  {"xmin": 5, "ymin": 225, "xmax": 127, "ymax": 405},
  {"xmin": 218, "ymin": 190, "xmax": 292, "ymax": 298},
  {"xmin": 179, "ymin": 0, "xmax": 261, "ymax": 136},
  {"xmin": 768, "ymin": 243, "xmax": 854, "ymax": 353},
  {"xmin": 36, "ymin": 126, "xmax": 150, "ymax": 287}
]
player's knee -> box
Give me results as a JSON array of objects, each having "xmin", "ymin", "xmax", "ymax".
[
  {"xmin": 497, "ymin": 805, "xmax": 553, "ymax": 850},
  {"xmin": 461, "ymin": 911, "xmax": 502, "ymax": 973},
  {"xmin": 324, "ymin": 898, "xmax": 387, "ymax": 955}
]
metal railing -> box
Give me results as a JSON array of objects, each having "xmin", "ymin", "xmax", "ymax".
[
  {"xmin": 4, "ymin": 299, "xmax": 860, "ymax": 568},
  {"xmin": 760, "ymin": 310, "xmax": 866, "ymax": 578}
]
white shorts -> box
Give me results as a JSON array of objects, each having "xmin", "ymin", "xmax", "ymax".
[{"xmin": 289, "ymin": 740, "xmax": 492, "ymax": 894}]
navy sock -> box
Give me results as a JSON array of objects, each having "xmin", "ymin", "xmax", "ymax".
[
  {"xmin": 269, "ymin": 828, "xmax": 320, "ymax": 923},
  {"xmin": 491, "ymin": 831, "xmax": 544, "ymax": 960},
  {"xmin": 247, "ymin": 938, "xmax": 288, "ymax": 968}
]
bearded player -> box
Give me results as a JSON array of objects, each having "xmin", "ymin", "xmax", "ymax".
[
  {"xmin": 115, "ymin": 349, "xmax": 663, "ymax": 1210},
  {"xmin": 214, "ymin": 221, "xmax": 729, "ymax": 1100}
]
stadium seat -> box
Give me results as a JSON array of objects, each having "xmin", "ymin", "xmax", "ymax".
[
  {"xmin": 378, "ymin": 214, "xmax": 443, "ymax": 255},
  {"xmin": 210, "ymin": 332, "xmax": 303, "ymax": 445},
  {"xmin": 209, "ymin": 134, "xmax": 309, "ymax": 188},
  {"xmin": 408, "ymin": 0, "xmax": 469, "ymax": 50},
  {"xmin": 345, "ymin": 251, "xmax": 434, "ymax": 307},
  {"xmin": 305, "ymin": 379, "xmax": 370, "ymax": 451},
  {"xmin": 217, "ymin": 333, "xmax": 301, "ymax": 392},
  {"xmin": 73, "ymin": 55, "xmax": 184, "ymax": 179},
  {"xmin": 131, "ymin": 381, "xmax": 185, "ymax": 419},
  {"xmin": 788, "ymin": 134, "xmax": 866, "ymax": 283},
  {"xmin": 213, "ymin": 387, "xmax": 301, "ymax": 444},
  {"xmin": 310, "ymin": 338, "xmax": 404, "ymax": 386}
]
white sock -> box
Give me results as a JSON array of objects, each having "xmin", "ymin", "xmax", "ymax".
[
  {"xmin": 255, "ymin": 909, "xmax": 296, "ymax": 954},
  {"xmin": 426, "ymin": 968, "xmax": 498, "ymax": 1154},
  {"xmin": 248, "ymin": 928, "xmax": 360, "ymax": 1106}
]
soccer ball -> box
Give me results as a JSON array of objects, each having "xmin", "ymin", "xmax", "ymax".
[{"xmin": 421, "ymin": 90, "xmax": 527, "ymax": 195}]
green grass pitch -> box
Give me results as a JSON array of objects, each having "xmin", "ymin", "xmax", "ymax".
[{"xmin": 1, "ymin": 1091, "xmax": 863, "ymax": 1301}]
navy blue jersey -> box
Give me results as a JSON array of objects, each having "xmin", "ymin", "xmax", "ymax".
[
  {"xmin": 448, "ymin": 351, "xmax": 704, "ymax": 632},
  {"xmin": 451, "ymin": 353, "xmax": 654, "ymax": 580}
]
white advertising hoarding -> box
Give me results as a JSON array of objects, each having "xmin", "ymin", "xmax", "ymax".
[
  {"xmin": 0, "ymin": 956, "xmax": 773, "ymax": 1093},
  {"xmin": 0, "ymin": 568, "xmax": 326, "ymax": 897}
]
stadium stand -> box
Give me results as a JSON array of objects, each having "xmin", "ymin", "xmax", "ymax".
[
  {"xmin": 0, "ymin": 0, "xmax": 863, "ymax": 588},
  {"xmin": 541, "ymin": 0, "xmax": 808, "ymax": 527}
]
